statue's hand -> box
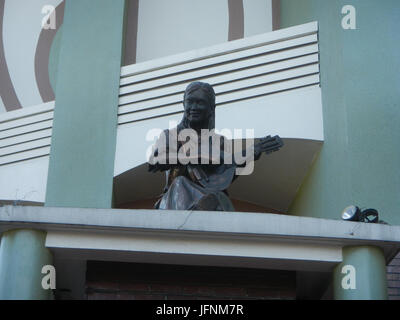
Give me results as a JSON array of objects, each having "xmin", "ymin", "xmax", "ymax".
[{"xmin": 254, "ymin": 135, "xmax": 284, "ymax": 160}]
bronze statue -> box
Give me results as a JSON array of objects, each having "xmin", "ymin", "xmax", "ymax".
[{"xmin": 148, "ymin": 82, "xmax": 283, "ymax": 211}]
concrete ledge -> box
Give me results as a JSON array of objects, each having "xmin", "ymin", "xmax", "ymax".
[
  {"xmin": 0, "ymin": 205, "xmax": 400, "ymax": 270},
  {"xmin": 1, "ymin": 205, "xmax": 400, "ymax": 242}
]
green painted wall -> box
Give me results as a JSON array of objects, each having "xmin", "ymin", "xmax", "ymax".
[
  {"xmin": 45, "ymin": 0, "xmax": 126, "ymax": 208},
  {"xmin": 281, "ymin": 0, "xmax": 400, "ymax": 225},
  {"xmin": 0, "ymin": 230, "xmax": 53, "ymax": 299}
]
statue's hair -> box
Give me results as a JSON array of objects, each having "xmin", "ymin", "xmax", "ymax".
[
  {"xmin": 179, "ymin": 82, "xmax": 216, "ymax": 130},
  {"xmin": 183, "ymin": 81, "xmax": 216, "ymax": 110}
]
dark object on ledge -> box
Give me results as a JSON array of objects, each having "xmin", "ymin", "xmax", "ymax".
[{"xmin": 341, "ymin": 205, "xmax": 380, "ymax": 223}]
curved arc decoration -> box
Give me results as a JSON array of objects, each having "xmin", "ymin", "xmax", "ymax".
[
  {"xmin": 0, "ymin": 0, "xmax": 22, "ymax": 111},
  {"xmin": 34, "ymin": 1, "xmax": 65, "ymax": 103}
]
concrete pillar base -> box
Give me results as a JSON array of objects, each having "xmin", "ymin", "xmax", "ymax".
[
  {"xmin": 0, "ymin": 229, "xmax": 53, "ymax": 300},
  {"xmin": 333, "ymin": 246, "xmax": 388, "ymax": 300}
]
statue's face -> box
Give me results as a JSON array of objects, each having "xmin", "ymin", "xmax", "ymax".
[{"xmin": 183, "ymin": 89, "xmax": 212, "ymax": 126}]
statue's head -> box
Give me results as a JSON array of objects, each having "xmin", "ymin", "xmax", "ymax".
[{"xmin": 182, "ymin": 82, "xmax": 215, "ymax": 130}]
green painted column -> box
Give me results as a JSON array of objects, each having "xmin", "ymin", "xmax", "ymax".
[
  {"xmin": 280, "ymin": 0, "xmax": 400, "ymax": 225},
  {"xmin": 333, "ymin": 246, "xmax": 388, "ymax": 300},
  {"xmin": 45, "ymin": 0, "xmax": 126, "ymax": 208},
  {"xmin": 0, "ymin": 230, "xmax": 53, "ymax": 300}
]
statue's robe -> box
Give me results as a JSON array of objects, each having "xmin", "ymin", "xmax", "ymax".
[{"xmin": 148, "ymin": 127, "xmax": 236, "ymax": 211}]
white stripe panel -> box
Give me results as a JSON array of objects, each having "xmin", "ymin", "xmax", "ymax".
[
  {"xmin": 119, "ymin": 39, "xmax": 318, "ymax": 96},
  {"xmin": 0, "ymin": 111, "xmax": 54, "ymax": 132},
  {"xmin": 118, "ymin": 63, "xmax": 319, "ymax": 118},
  {"xmin": 118, "ymin": 75, "xmax": 320, "ymax": 124},
  {"xmin": 217, "ymin": 75, "xmax": 319, "ymax": 104},
  {"xmin": 119, "ymin": 54, "xmax": 319, "ymax": 106},
  {"xmin": 118, "ymin": 53, "xmax": 319, "ymax": 115},
  {"xmin": 0, "ymin": 119, "xmax": 53, "ymax": 140},
  {"xmin": 120, "ymin": 34, "xmax": 318, "ymax": 88},
  {"xmin": 119, "ymin": 48, "xmax": 319, "ymax": 108},
  {"xmin": 121, "ymin": 21, "xmax": 318, "ymax": 78},
  {"xmin": 0, "ymin": 101, "xmax": 54, "ymax": 124},
  {"xmin": 0, "ymin": 146, "xmax": 50, "ymax": 165},
  {"xmin": 119, "ymin": 94, "xmax": 183, "ymax": 117},
  {"xmin": 215, "ymin": 64, "xmax": 319, "ymax": 93},
  {"xmin": 0, "ymin": 128, "xmax": 52, "ymax": 148},
  {"xmin": 0, "ymin": 101, "xmax": 54, "ymax": 165},
  {"xmin": 0, "ymin": 137, "xmax": 51, "ymax": 157},
  {"xmin": 118, "ymin": 22, "xmax": 320, "ymax": 125}
]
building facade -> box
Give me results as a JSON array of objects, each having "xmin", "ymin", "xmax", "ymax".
[{"xmin": 0, "ymin": 0, "xmax": 399, "ymax": 300}]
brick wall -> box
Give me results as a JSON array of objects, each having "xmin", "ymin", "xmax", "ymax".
[
  {"xmin": 83, "ymin": 253, "xmax": 400, "ymax": 300},
  {"xmin": 387, "ymin": 252, "xmax": 400, "ymax": 300},
  {"xmin": 85, "ymin": 261, "xmax": 296, "ymax": 300}
]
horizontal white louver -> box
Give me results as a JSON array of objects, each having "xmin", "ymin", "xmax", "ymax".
[
  {"xmin": 118, "ymin": 21, "xmax": 319, "ymax": 125},
  {"xmin": 0, "ymin": 102, "xmax": 54, "ymax": 166}
]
